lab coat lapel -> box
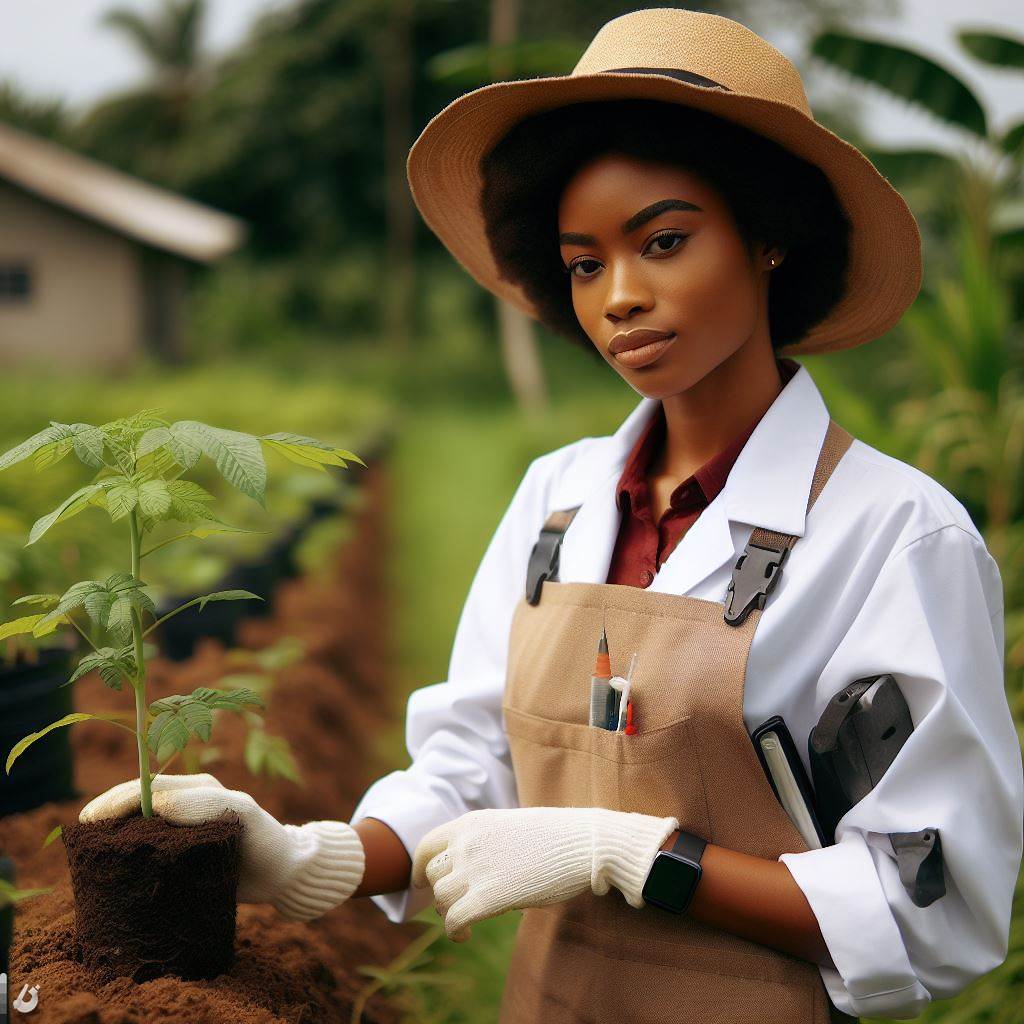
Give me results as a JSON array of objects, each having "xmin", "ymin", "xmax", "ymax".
[
  {"xmin": 550, "ymin": 364, "xmax": 832, "ymax": 596},
  {"xmin": 653, "ymin": 364, "xmax": 832, "ymax": 596},
  {"xmin": 552, "ymin": 394, "xmax": 660, "ymax": 586}
]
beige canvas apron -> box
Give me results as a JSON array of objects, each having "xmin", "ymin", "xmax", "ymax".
[{"xmin": 498, "ymin": 418, "xmax": 859, "ymax": 1024}]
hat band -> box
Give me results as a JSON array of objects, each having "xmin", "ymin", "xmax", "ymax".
[{"xmin": 599, "ymin": 66, "xmax": 731, "ymax": 92}]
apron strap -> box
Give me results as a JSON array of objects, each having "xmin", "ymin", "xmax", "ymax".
[
  {"xmin": 724, "ymin": 418, "xmax": 854, "ymax": 626},
  {"xmin": 524, "ymin": 418, "xmax": 855, "ymax": 617},
  {"xmin": 526, "ymin": 506, "xmax": 581, "ymax": 605}
]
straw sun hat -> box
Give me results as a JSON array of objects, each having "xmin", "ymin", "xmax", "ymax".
[{"xmin": 406, "ymin": 7, "xmax": 922, "ymax": 356}]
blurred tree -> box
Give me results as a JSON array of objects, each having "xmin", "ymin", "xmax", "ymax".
[
  {"xmin": 0, "ymin": 82, "xmax": 73, "ymax": 144},
  {"xmin": 808, "ymin": 25, "xmax": 1024, "ymax": 316},
  {"xmin": 381, "ymin": 0, "xmax": 417, "ymax": 375},
  {"xmin": 488, "ymin": 0, "xmax": 549, "ymax": 415},
  {"xmin": 74, "ymin": 0, "xmax": 211, "ymax": 183}
]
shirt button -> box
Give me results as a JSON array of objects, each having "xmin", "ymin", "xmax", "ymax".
[{"xmin": 640, "ymin": 569, "xmax": 655, "ymax": 586}]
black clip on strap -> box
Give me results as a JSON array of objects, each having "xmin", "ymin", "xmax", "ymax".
[
  {"xmin": 723, "ymin": 539, "xmax": 790, "ymax": 626},
  {"xmin": 526, "ymin": 507, "xmax": 580, "ymax": 605}
]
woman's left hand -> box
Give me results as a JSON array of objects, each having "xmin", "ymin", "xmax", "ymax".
[{"xmin": 411, "ymin": 806, "xmax": 679, "ymax": 941}]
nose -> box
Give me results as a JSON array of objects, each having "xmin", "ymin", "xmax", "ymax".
[{"xmin": 602, "ymin": 260, "xmax": 654, "ymax": 323}]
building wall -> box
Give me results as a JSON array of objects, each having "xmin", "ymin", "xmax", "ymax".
[{"xmin": 0, "ymin": 180, "xmax": 142, "ymax": 366}]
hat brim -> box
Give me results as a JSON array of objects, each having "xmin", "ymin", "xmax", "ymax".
[{"xmin": 407, "ymin": 71, "xmax": 922, "ymax": 356}]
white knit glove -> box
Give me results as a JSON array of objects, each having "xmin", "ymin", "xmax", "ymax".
[
  {"xmin": 411, "ymin": 806, "xmax": 679, "ymax": 942},
  {"xmin": 79, "ymin": 773, "xmax": 366, "ymax": 923}
]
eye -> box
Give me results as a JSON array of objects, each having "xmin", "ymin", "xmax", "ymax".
[
  {"xmin": 643, "ymin": 230, "xmax": 689, "ymax": 257},
  {"xmin": 565, "ymin": 230, "xmax": 690, "ymax": 280},
  {"xmin": 566, "ymin": 257, "xmax": 602, "ymax": 280}
]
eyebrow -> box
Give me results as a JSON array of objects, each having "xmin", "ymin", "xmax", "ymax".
[{"xmin": 559, "ymin": 198, "xmax": 703, "ymax": 246}]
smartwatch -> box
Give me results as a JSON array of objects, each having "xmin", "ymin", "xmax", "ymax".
[{"xmin": 641, "ymin": 829, "xmax": 706, "ymax": 914}]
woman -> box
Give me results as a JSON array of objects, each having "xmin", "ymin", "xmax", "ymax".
[{"xmin": 81, "ymin": 9, "xmax": 1022, "ymax": 1023}]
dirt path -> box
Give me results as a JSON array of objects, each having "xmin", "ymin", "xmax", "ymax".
[{"xmin": 0, "ymin": 458, "xmax": 426, "ymax": 1023}]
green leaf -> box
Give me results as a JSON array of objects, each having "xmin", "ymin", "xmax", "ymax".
[
  {"xmin": 215, "ymin": 671, "xmax": 274, "ymax": 694},
  {"xmin": 0, "ymin": 424, "xmax": 71, "ymax": 472},
  {"xmin": 34, "ymin": 579, "xmax": 104, "ymax": 634},
  {"xmin": 810, "ymin": 30, "xmax": 987, "ymax": 138},
  {"xmin": 65, "ymin": 646, "xmax": 136, "ymax": 691},
  {"xmin": 101, "ymin": 431, "xmax": 136, "ymax": 475},
  {"xmin": 147, "ymin": 710, "xmax": 190, "ymax": 762},
  {"xmin": 29, "ymin": 614, "xmax": 65, "ymax": 638},
  {"xmin": 0, "ymin": 878, "xmax": 53, "ymax": 908},
  {"xmin": 138, "ymin": 479, "xmax": 172, "ymax": 519},
  {"xmin": 165, "ymin": 479, "xmax": 217, "ymax": 523},
  {"xmin": 42, "ymin": 824, "xmax": 63, "ymax": 849},
  {"xmin": 35, "ymin": 435, "xmax": 75, "ymax": 471},
  {"xmin": 188, "ymin": 523, "xmax": 260, "ymax": 537},
  {"xmin": 1001, "ymin": 120, "xmax": 1024, "ymax": 158},
  {"xmin": 244, "ymin": 728, "xmax": 301, "ymax": 783},
  {"xmin": 172, "ymin": 421, "xmax": 267, "ymax": 507},
  {"xmin": 261, "ymin": 432, "xmax": 366, "ymax": 471},
  {"xmin": 12, "ymin": 593, "xmax": 61, "ymax": 608},
  {"xmin": 138, "ymin": 424, "xmax": 202, "ymax": 471},
  {"xmin": 6, "ymin": 712, "xmax": 121, "ymax": 774},
  {"xmin": 146, "ymin": 684, "xmax": 263, "ymax": 760},
  {"xmin": 179, "ymin": 700, "xmax": 213, "ymax": 741},
  {"xmin": 191, "ymin": 685, "xmax": 266, "ymax": 711},
  {"xmin": 54, "ymin": 579, "xmax": 105, "ymax": 614},
  {"xmin": 71, "ymin": 424, "xmax": 106, "ymax": 469},
  {"xmin": 136, "ymin": 426, "xmax": 171, "ymax": 458},
  {"xmin": 957, "ymin": 30, "xmax": 1024, "ymax": 71},
  {"xmin": 28, "ymin": 482, "xmax": 106, "ymax": 545},
  {"xmin": 196, "ymin": 589, "xmax": 263, "ymax": 612},
  {"xmin": 42, "ymin": 574, "xmax": 153, "ymax": 641},
  {"xmin": 0, "ymin": 613, "xmax": 61, "ymax": 641},
  {"xmin": 106, "ymin": 482, "xmax": 139, "ymax": 521}
]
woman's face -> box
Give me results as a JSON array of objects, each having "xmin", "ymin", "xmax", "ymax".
[{"xmin": 557, "ymin": 151, "xmax": 778, "ymax": 399}]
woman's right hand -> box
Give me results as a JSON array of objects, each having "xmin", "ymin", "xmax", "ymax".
[{"xmin": 79, "ymin": 773, "xmax": 366, "ymax": 922}]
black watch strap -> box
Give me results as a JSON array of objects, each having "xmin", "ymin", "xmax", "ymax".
[{"xmin": 671, "ymin": 829, "xmax": 707, "ymax": 863}]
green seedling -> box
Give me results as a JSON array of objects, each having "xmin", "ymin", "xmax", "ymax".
[
  {"xmin": 0, "ymin": 410, "xmax": 364, "ymax": 818},
  {"xmin": 0, "ymin": 876, "xmax": 52, "ymax": 910},
  {"xmin": 169, "ymin": 637, "xmax": 307, "ymax": 784}
]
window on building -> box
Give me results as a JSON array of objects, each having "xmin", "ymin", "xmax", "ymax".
[{"xmin": 0, "ymin": 262, "xmax": 33, "ymax": 301}]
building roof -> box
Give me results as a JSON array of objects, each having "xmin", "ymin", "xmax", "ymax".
[{"xmin": 0, "ymin": 120, "xmax": 246, "ymax": 262}]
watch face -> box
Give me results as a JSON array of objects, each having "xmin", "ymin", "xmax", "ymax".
[{"xmin": 642, "ymin": 853, "xmax": 701, "ymax": 913}]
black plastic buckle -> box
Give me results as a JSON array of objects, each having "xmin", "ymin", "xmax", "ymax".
[
  {"xmin": 723, "ymin": 540, "xmax": 790, "ymax": 626},
  {"xmin": 526, "ymin": 528, "xmax": 564, "ymax": 605}
]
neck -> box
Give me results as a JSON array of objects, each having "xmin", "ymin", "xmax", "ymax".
[{"xmin": 655, "ymin": 336, "xmax": 784, "ymax": 481}]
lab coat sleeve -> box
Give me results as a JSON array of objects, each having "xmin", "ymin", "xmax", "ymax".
[
  {"xmin": 779, "ymin": 524, "xmax": 1023, "ymax": 1020},
  {"xmin": 348, "ymin": 452, "xmax": 555, "ymax": 923}
]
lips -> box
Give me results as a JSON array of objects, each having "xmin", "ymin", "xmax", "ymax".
[{"xmin": 608, "ymin": 329, "xmax": 675, "ymax": 354}]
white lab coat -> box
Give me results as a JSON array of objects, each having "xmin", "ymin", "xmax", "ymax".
[{"xmin": 350, "ymin": 362, "xmax": 1022, "ymax": 1020}]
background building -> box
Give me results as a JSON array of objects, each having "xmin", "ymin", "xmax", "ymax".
[{"xmin": 0, "ymin": 121, "xmax": 245, "ymax": 366}]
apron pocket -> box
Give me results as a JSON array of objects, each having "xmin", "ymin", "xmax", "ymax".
[
  {"xmin": 588, "ymin": 716, "xmax": 711, "ymax": 835},
  {"xmin": 503, "ymin": 703, "xmax": 594, "ymax": 809}
]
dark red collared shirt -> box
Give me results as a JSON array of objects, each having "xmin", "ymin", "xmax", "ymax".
[{"xmin": 606, "ymin": 357, "xmax": 801, "ymax": 588}]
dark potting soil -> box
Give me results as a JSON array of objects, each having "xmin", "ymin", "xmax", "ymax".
[
  {"xmin": 62, "ymin": 811, "xmax": 243, "ymax": 984},
  {"xmin": 0, "ymin": 461, "xmax": 428, "ymax": 1023}
]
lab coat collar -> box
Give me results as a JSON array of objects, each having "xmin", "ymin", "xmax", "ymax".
[{"xmin": 550, "ymin": 362, "xmax": 832, "ymax": 595}]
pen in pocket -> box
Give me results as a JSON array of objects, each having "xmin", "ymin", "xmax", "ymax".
[{"xmin": 589, "ymin": 623, "xmax": 614, "ymax": 727}]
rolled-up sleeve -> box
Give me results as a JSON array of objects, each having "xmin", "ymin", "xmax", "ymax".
[
  {"xmin": 780, "ymin": 524, "xmax": 1023, "ymax": 1019},
  {"xmin": 349, "ymin": 453, "xmax": 553, "ymax": 923}
]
